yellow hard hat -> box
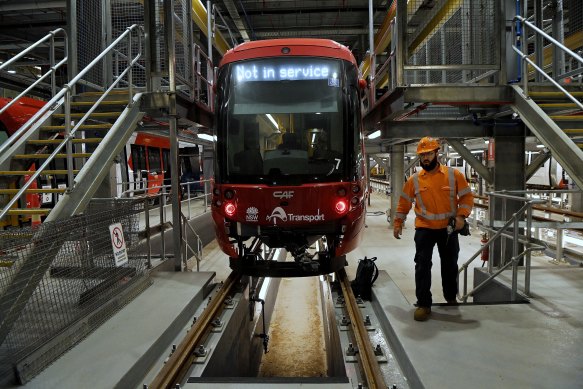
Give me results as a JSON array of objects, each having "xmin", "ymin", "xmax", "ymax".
[{"xmin": 416, "ymin": 137, "xmax": 440, "ymax": 154}]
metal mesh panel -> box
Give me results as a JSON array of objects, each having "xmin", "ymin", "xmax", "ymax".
[
  {"xmin": 563, "ymin": 0, "xmax": 582, "ymax": 79},
  {"xmin": 175, "ymin": 0, "xmax": 193, "ymax": 90},
  {"xmin": 76, "ymin": 0, "xmax": 103, "ymax": 87},
  {"xmin": 405, "ymin": 0, "xmax": 498, "ymax": 84},
  {"xmin": 111, "ymin": 0, "xmax": 148, "ymax": 88},
  {"xmin": 522, "ymin": 0, "xmax": 582, "ymax": 81},
  {"xmin": 0, "ymin": 199, "xmax": 148, "ymax": 384},
  {"xmin": 76, "ymin": 0, "xmax": 208, "ymax": 100}
]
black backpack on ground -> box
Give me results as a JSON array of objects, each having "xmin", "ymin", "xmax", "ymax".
[{"xmin": 351, "ymin": 256, "xmax": 379, "ymax": 301}]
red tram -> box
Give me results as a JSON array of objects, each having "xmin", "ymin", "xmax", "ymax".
[{"xmin": 211, "ymin": 39, "xmax": 368, "ymax": 276}]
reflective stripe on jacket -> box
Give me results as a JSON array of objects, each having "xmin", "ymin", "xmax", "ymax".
[{"xmin": 394, "ymin": 164, "xmax": 473, "ymax": 229}]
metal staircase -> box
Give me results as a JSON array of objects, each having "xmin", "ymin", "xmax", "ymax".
[
  {"xmin": 510, "ymin": 15, "xmax": 583, "ymax": 191},
  {"xmin": 0, "ymin": 25, "xmax": 145, "ymax": 227}
]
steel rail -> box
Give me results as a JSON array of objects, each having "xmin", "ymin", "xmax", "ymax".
[
  {"xmin": 337, "ymin": 268, "xmax": 386, "ymax": 389},
  {"xmin": 149, "ymin": 271, "xmax": 241, "ymax": 388}
]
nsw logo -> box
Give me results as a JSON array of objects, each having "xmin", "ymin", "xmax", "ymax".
[
  {"xmin": 266, "ymin": 207, "xmax": 287, "ymax": 225},
  {"xmin": 246, "ymin": 207, "xmax": 259, "ymax": 222}
]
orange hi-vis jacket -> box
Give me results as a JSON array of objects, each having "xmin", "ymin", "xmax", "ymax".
[{"xmin": 395, "ymin": 164, "xmax": 474, "ymax": 229}]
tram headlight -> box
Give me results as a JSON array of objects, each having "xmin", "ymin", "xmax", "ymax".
[
  {"xmin": 336, "ymin": 187, "xmax": 347, "ymax": 197},
  {"xmin": 351, "ymin": 184, "xmax": 360, "ymax": 194},
  {"xmin": 224, "ymin": 189, "xmax": 235, "ymax": 199},
  {"xmin": 224, "ymin": 202, "xmax": 236, "ymax": 217},
  {"xmin": 335, "ymin": 199, "xmax": 348, "ymax": 214}
]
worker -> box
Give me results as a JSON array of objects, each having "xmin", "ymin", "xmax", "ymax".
[{"xmin": 393, "ymin": 137, "xmax": 474, "ymax": 321}]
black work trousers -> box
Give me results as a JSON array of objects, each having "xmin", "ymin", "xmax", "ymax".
[{"xmin": 414, "ymin": 228, "xmax": 459, "ymax": 307}]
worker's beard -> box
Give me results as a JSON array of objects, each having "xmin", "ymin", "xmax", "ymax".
[{"xmin": 421, "ymin": 156, "xmax": 439, "ymax": 171}]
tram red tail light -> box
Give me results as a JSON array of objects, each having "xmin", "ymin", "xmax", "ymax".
[
  {"xmin": 224, "ymin": 202, "xmax": 236, "ymax": 217},
  {"xmin": 335, "ymin": 199, "xmax": 348, "ymax": 214},
  {"xmin": 351, "ymin": 196, "xmax": 359, "ymax": 206}
]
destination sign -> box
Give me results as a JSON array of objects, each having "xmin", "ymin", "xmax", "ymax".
[{"xmin": 234, "ymin": 60, "xmax": 339, "ymax": 82}]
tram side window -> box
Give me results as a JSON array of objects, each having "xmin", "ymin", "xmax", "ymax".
[
  {"xmin": 148, "ymin": 147, "xmax": 162, "ymax": 173},
  {"xmin": 162, "ymin": 149, "xmax": 171, "ymax": 185},
  {"xmin": 131, "ymin": 145, "xmax": 147, "ymax": 172}
]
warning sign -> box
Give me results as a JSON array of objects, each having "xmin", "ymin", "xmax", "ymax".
[{"xmin": 109, "ymin": 222, "xmax": 128, "ymax": 266}]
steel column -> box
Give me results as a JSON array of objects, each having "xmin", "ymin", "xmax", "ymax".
[
  {"xmin": 491, "ymin": 130, "xmax": 526, "ymax": 266},
  {"xmin": 396, "ymin": 0, "xmax": 407, "ymax": 87},
  {"xmin": 164, "ymin": 0, "xmax": 183, "ymax": 271},
  {"xmin": 552, "ymin": 0, "xmax": 565, "ymax": 78},
  {"xmin": 103, "ymin": 0, "xmax": 113, "ymax": 88},
  {"xmin": 534, "ymin": 0, "xmax": 544, "ymax": 82},
  {"xmin": 66, "ymin": 0, "xmax": 77, "ymax": 92},
  {"xmin": 390, "ymin": 145, "xmax": 404, "ymax": 226}
]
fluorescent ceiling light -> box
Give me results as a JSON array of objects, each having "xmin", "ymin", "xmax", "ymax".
[
  {"xmin": 536, "ymin": 144, "xmax": 545, "ymax": 148},
  {"xmin": 197, "ymin": 133, "xmax": 216, "ymax": 142},
  {"xmin": 266, "ymin": 114, "xmax": 278, "ymax": 129},
  {"xmin": 471, "ymin": 150, "xmax": 484, "ymax": 154},
  {"xmin": 368, "ymin": 130, "xmax": 381, "ymax": 139}
]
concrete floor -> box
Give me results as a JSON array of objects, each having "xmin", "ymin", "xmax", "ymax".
[
  {"xmin": 349, "ymin": 193, "xmax": 583, "ymax": 389},
  {"xmin": 20, "ymin": 192, "xmax": 583, "ymax": 389}
]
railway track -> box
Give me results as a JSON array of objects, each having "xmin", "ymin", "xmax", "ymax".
[
  {"xmin": 148, "ymin": 271, "xmax": 243, "ymax": 388},
  {"xmin": 146, "ymin": 265, "xmax": 407, "ymax": 388}
]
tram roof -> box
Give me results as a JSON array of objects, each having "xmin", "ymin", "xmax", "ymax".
[{"xmin": 219, "ymin": 38, "xmax": 358, "ymax": 67}]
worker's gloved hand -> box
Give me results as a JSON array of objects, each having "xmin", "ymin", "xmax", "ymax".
[
  {"xmin": 393, "ymin": 224, "xmax": 402, "ymax": 239},
  {"xmin": 455, "ymin": 216, "xmax": 471, "ymax": 236},
  {"xmin": 455, "ymin": 216, "xmax": 466, "ymax": 231}
]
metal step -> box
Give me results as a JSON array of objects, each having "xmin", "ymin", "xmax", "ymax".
[
  {"xmin": 78, "ymin": 89, "xmax": 135, "ymax": 96},
  {"xmin": 40, "ymin": 124, "xmax": 113, "ymax": 131},
  {"xmin": 529, "ymin": 91, "xmax": 583, "ymax": 100},
  {"xmin": 0, "ymin": 188, "xmax": 66, "ymax": 194},
  {"xmin": 27, "ymin": 138, "xmax": 103, "ymax": 145},
  {"xmin": 70, "ymin": 100, "xmax": 129, "ymax": 107},
  {"xmin": 13, "ymin": 153, "xmax": 92, "ymax": 159},
  {"xmin": 52, "ymin": 112, "xmax": 122, "ymax": 119},
  {"xmin": 549, "ymin": 115, "xmax": 583, "ymax": 121},
  {"xmin": 0, "ymin": 170, "xmax": 79, "ymax": 175},
  {"xmin": 6, "ymin": 209, "xmax": 52, "ymax": 215},
  {"xmin": 538, "ymin": 103, "xmax": 582, "ymax": 109}
]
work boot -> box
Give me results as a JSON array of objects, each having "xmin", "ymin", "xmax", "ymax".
[{"xmin": 414, "ymin": 307, "xmax": 431, "ymax": 321}]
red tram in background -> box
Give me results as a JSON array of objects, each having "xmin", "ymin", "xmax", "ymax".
[
  {"xmin": 211, "ymin": 38, "xmax": 368, "ymax": 276},
  {"xmin": 0, "ymin": 97, "xmax": 46, "ymax": 137},
  {"xmin": 125, "ymin": 133, "xmax": 203, "ymax": 198}
]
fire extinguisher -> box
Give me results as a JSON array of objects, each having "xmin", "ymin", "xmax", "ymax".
[{"xmin": 481, "ymin": 233, "xmax": 489, "ymax": 263}]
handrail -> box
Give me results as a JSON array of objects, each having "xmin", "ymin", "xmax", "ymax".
[
  {"xmin": 181, "ymin": 212, "xmax": 203, "ymax": 271},
  {"xmin": 512, "ymin": 15, "xmax": 583, "ymax": 108},
  {"xmin": 191, "ymin": 44, "xmax": 214, "ymax": 111},
  {"xmin": 212, "ymin": 4, "xmax": 237, "ymax": 48},
  {"xmin": 0, "ymin": 25, "xmax": 144, "ymax": 223},
  {"xmin": 0, "ymin": 28, "xmax": 67, "ymax": 114},
  {"xmin": 457, "ymin": 192, "xmax": 546, "ymax": 302},
  {"xmin": 118, "ymin": 179, "xmax": 212, "ymax": 199}
]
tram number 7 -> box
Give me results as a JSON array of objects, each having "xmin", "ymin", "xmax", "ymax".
[{"xmin": 335, "ymin": 158, "xmax": 341, "ymax": 169}]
